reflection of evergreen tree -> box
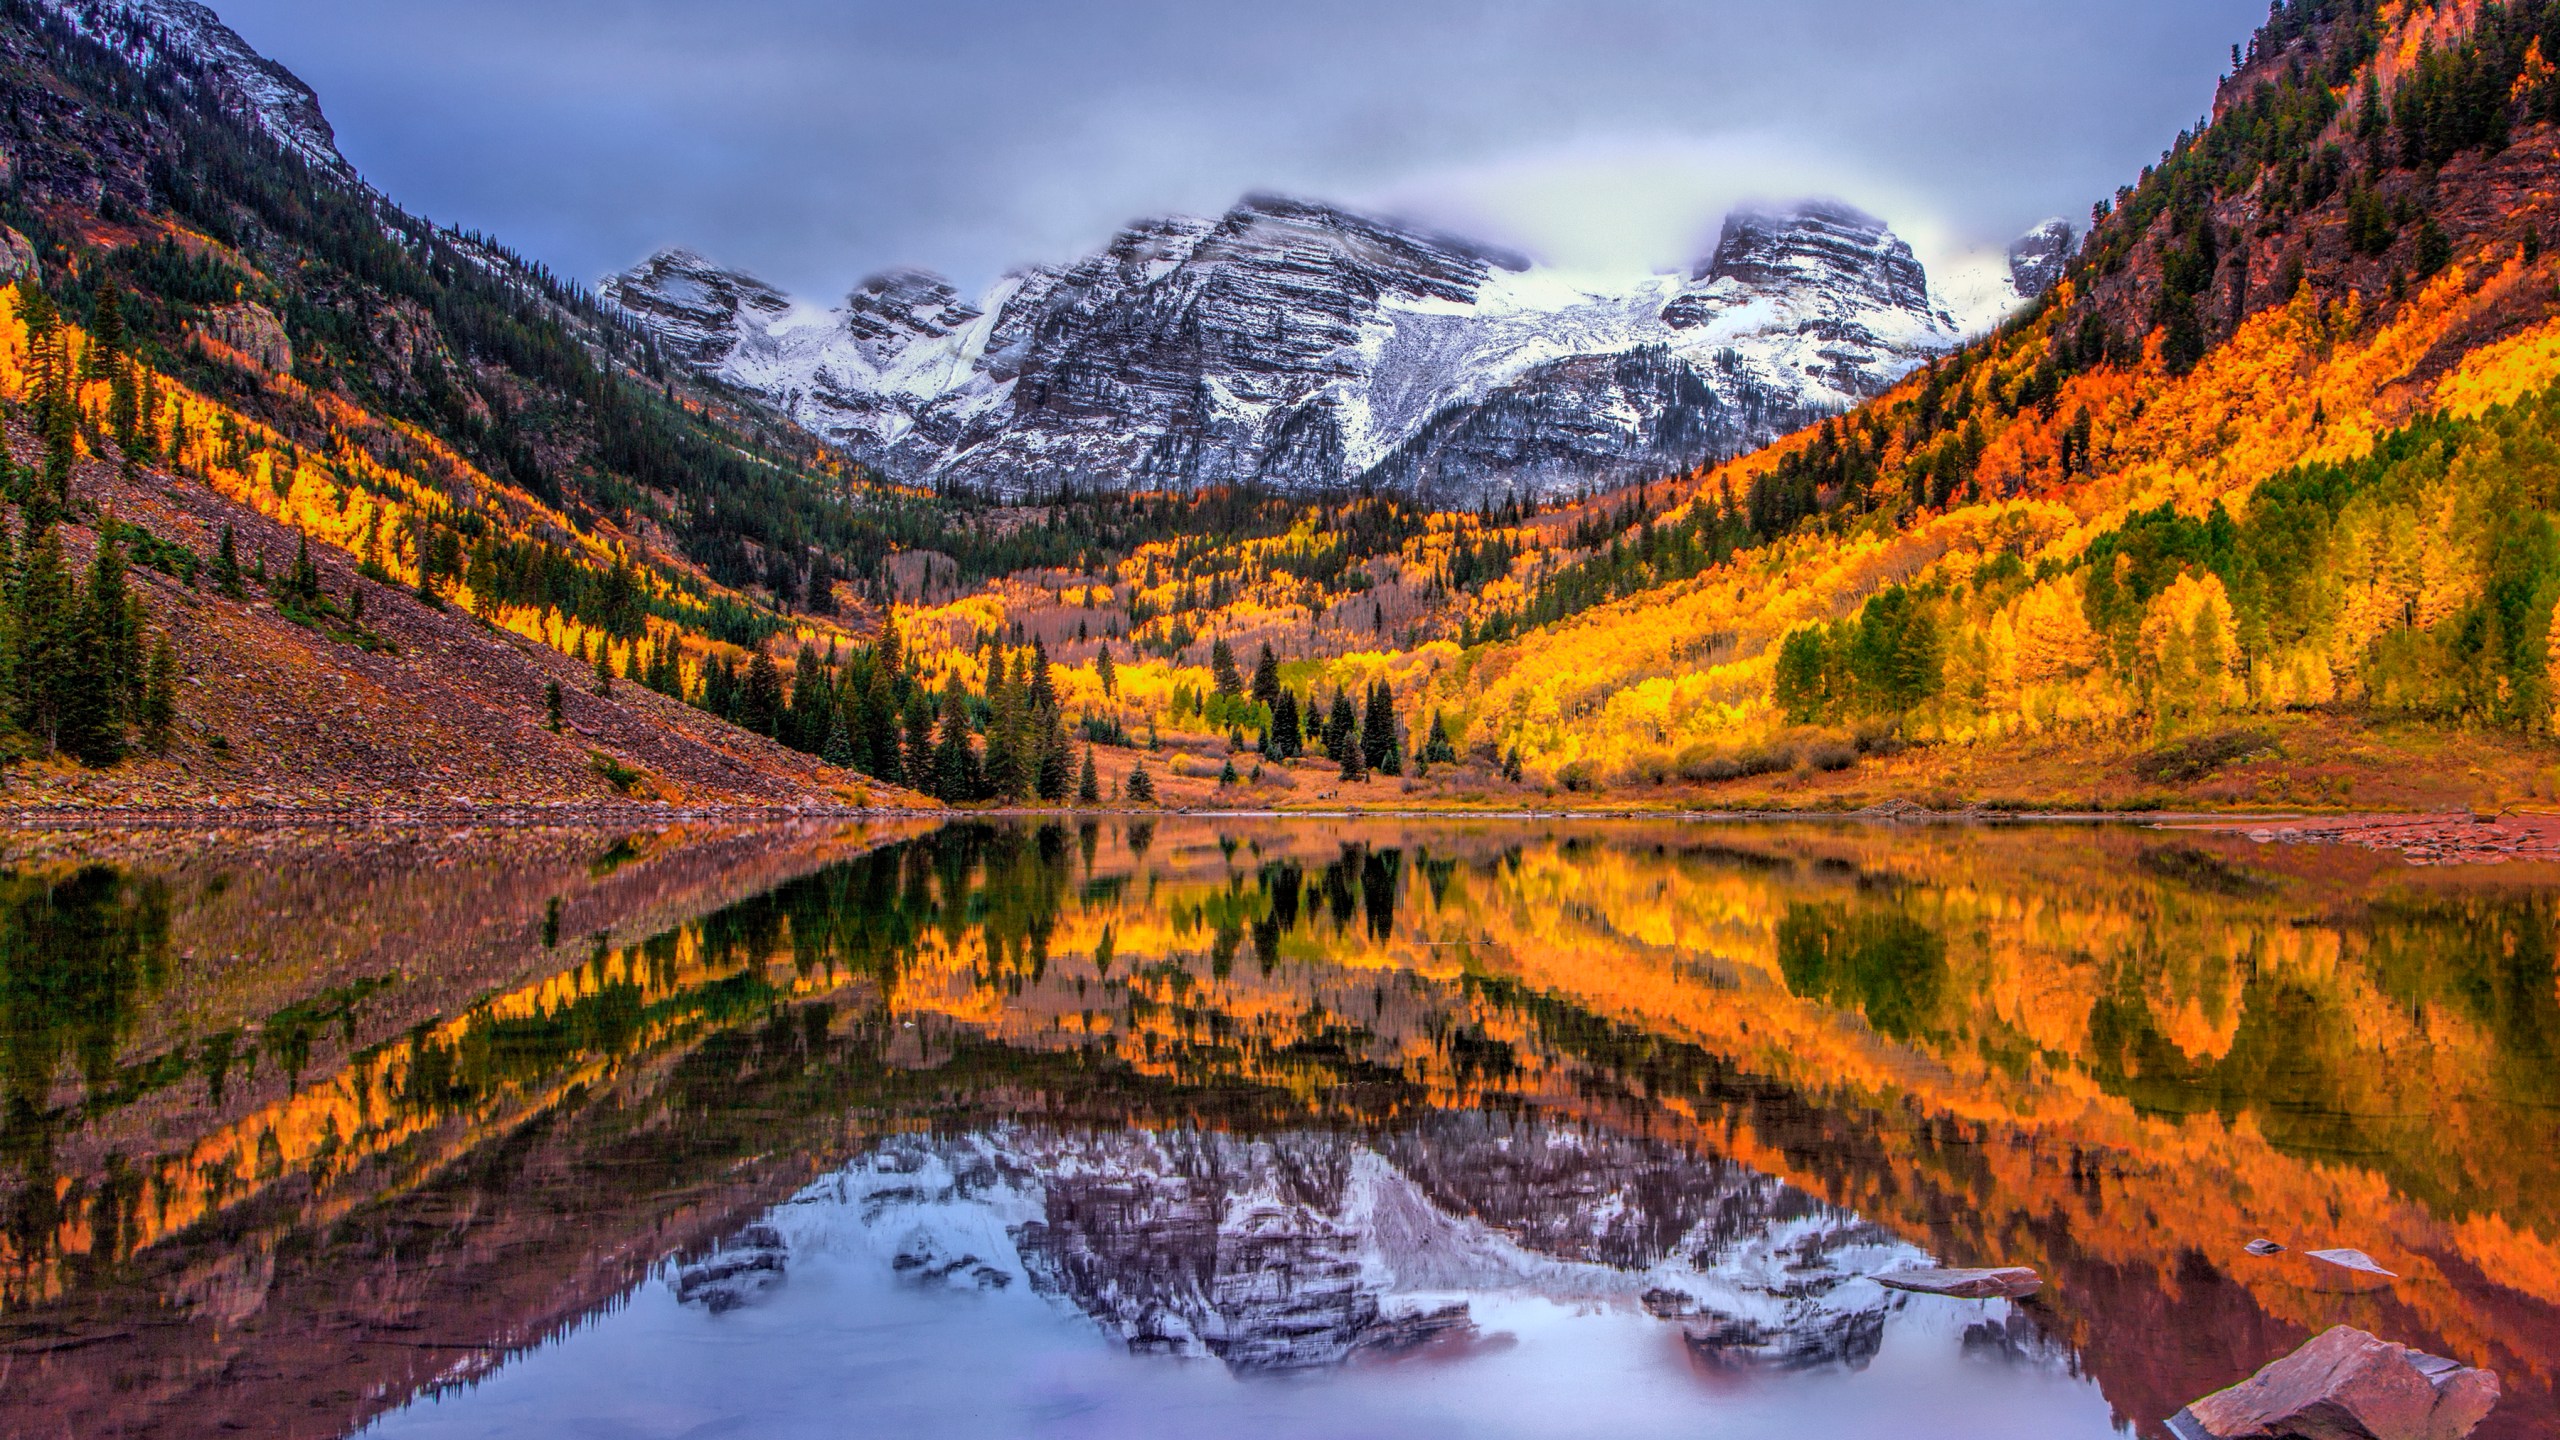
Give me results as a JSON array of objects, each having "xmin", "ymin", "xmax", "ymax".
[
  {"xmin": 0, "ymin": 865, "xmax": 172, "ymax": 1251},
  {"xmin": 1774, "ymin": 902, "xmax": 1946, "ymax": 1042}
]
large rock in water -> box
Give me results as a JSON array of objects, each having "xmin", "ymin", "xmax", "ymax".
[
  {"xmin": 2168, "ymin": 1326, "xmax": 2500, "ymax": 1440},
  {"xmin": 1873, "ymin": 1266, "xmax": 2042, "ymax": 1299}
]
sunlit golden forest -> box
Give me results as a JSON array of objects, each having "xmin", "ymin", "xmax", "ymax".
[{"xmin": 20, "ymin": 0, "xmax": 2560, "ymax": 812}]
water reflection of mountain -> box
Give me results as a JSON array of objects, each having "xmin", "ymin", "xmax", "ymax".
[
  {"xmin": 0, "ymin": 819, "xmax": 2551, "ymax": 1439},
  {"xmin": 709, "ymin": 1119, "xmax": 1936, "ymax": 1379}
]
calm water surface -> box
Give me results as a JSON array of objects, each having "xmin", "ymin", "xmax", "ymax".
[{"xmin": 0, "ymin": 818, "xmax": 2552, "ymax": 1439}]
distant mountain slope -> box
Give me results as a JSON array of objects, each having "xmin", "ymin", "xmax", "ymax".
[
  {"xmin": 0, "ymin": 0, "xmax": 942, "ymax": 809},
  {"xmin": 606, "ymin": 196, "xmax": 2073, "ymax": 502},
  {"xmin": 34, "ymin": 0, "xmax": 347, "ymax": 173},
  {"xmin": 1420, "ymin": 0, "xmax": 2560, "ymax": 785}
]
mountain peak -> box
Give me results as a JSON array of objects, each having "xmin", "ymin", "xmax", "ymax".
[
  {"xmin": 600, "ymin": 248, "xmax": 795, "ymax": 367},
  {"xmin": 37, "ymin": 0, "xmax": 349, "ymax": 174},
  {"xmin": 610, "ymin": 188, "xmax": 2011, "ymax": 500},
  {"xmin": 843, "ymin": 268, "xmax": 983, "ymax": 347},
  {"xmin": 2005, "ymin": 219, "xmax": 2077, "ymax": 299},
  {"xmin": 1693, "ymin": 201, "xmax": 1925, "ymax": 302}
]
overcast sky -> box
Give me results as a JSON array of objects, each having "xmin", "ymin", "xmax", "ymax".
[{"xmin": 210, "ymin": 0, "xmax": 2269, "ymax": 300}]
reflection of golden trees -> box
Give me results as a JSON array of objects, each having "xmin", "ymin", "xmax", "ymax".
[
  {"xmin": 6, "ymin": 821, "xmax": 2553, "ymax": 1431},
  {"xmin": 863, "ymin": 822, "xmax": 2560, "ymax": 1421}
]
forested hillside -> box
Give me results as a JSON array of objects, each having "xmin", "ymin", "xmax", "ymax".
[
  {"xmin": 831, "ymin": 0, "xmax": 2560, "ymax": 813},
  {"xmin": 14, "ymin": 0, "xmax": 2560, "ymax": 813},
  {"xmin": 0, "ymin": 0, "xmax": 962, "ymax": 807}
]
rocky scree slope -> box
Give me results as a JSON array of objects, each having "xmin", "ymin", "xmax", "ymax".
[{"xmin": 607, "ymin": 196, "xmax": 2074, "ymax": 503}]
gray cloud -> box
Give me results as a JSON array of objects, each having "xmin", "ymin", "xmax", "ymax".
[{"xmin": 210, "ymin": 0, "xmax": 2269, "ymax": 298}]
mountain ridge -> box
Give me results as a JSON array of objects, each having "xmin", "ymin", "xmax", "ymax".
[{"xmin": 604, "ymin": 195, "xmax": 2074, "ymax": 503}]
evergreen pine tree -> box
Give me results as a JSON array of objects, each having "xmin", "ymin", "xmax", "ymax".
[
  {"xmin": 786, "ymin": 642, "xmax": 831, "ymax": 752},
  {"xmin": 1250, "ymin": 642, "xmax": 1281, "ymax": 708},
  {"xmin": 1268, "ymin": 690, "xmax": 1299, "ymax": 760},
  {"xmin": 932, "ymin": 675, "xmax": 980, "ymax": 801},
  {"xmin": 862, "ymin": 662, "xmax": 901, "ymax": 780},
  {"xmin": 21, "ymin": 290, "xmax": 71, "ymax": 525},
  {"xmin": 982, "ymin": 649, "xmax": 1023, "ymax": 799},
  {"xmin": 1076, "ymin": 747, "xmax": 1101, "ymax": 806},
  {"xmin": 592, "ymin": 643, "xmax": 615, "ymax": 697},
  {"xmin": 283, "ymin": 531, "xmax": 321, "ymax": 607},
  {"xmin": 1325, "ymin": 691, "xmax": 1358, "ymax": 766},
  {"xmin": 211, "ymin": 524, "xmax": 245, "ymax": 599},
  {"xmin": 902, "ymin": 688, "xmax": 937, "ymax": 793},
  {"xmin": 60, "ymin": 540, "xmax": 129, "ymax": 767},
  {"xmin": 1363, "ymin": 681, "xmax": 1401, "ymax": 776},
  {"xmin": 1030, "ymin": 638, "xmax": 1072, "ymax": 800},
  {"xmin": 821, "ymin": 702, "xmax": 858, "ymax": 767},
  {"xmin": 85, "ymin": 524, "xmax": 141, "ymax": 712},
  {"xmin": 1217, "ymin": 758, "xmax": 1239, "ymax": 786},
  {"xmin": 1421, "ymin": 708, "xmax": 1458, "ymax": 764},
  {"xmin": 12, "ymin": 525, "xmax": 74, "ymax": 754},
  {"xmin": 544, "ymin": 679, "xmax": 565, "ymax": 732},
  {"xmin": 1210, "ymin": 637, "xmax": 1241, "ymax": 696},
  {"xmin": 1094, "ymin": 643, "xmax": 1116, "ymax": 696},
  {"xmin": 140, "ymin": 631, "xmax": 176, "ymax": 754},
  {"xmin": 875, "ymin": 619, "xmax": 903, "ymax": 683},
  {"xmin": 1125, "ymin": 760, "xmax": 1157, "ymax": 804},
  {"xmin": 740, "ymin": 647, "xmax": 785, "ymax": 735},
  {"xmin": 86, "ymin": 277, "xmax": 124, "ymax": 377}
]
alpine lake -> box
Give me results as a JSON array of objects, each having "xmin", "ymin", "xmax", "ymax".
[{"xmin": 0, "ymin": 815, "xmax": 2551, "ymax": 1440}]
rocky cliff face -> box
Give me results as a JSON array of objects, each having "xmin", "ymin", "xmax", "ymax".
[
  {"xmin": 34, "ymin": 0, "xmax": 349, "ymax": 174},
  {"xmin": 2005, "ymin": 218, "xmax": 2078, "ymax": 300},
  {"xmin": 606, "ymin": 197, "xmax": 2068, "ymax": 502}
]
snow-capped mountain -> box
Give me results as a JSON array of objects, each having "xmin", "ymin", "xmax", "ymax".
[
  {"xmin": 669, "ymin": 1119, "xmax": 2050, "ymax": 1380},
  {"xmin": 34, "ymin": 0, "xmax": 349, "ymax": 174},
  {"xmin": 606, "ymin": 196, "xmax": 2074, "ymax": 502}
]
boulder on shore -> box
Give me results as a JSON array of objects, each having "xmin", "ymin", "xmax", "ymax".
[
  {"xmin": 2167, "ymin": 1326, "xmax": 2499, "ymax": 1440},
  {"xmin": 1872, "ymin": 1266, "xmax": 2041, "ymax": 1299}
]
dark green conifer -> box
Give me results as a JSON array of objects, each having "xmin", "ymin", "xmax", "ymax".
[
  {"xmin": 862, "ymin": 661, "xmax": 901, "ymax": 780},
  {"xmin": 211, "ymin": 524, "xmax": 245, "ymax": 599},
  {"xmin": 12, "ymin": 524, "xmax": 74, "ymax": 754},
  {"xmin": 1268, "ymin": 690, "xmax": 1300, "ymax": 761},
  {"xmin": 821, "ymin": 702, "xmax": 858, "ymax": 767},
  {"xmin": 544, "ymin": 679, "xmax": 565, "ymax": 732},
  {"xmin": 740, "ymin": 647, "xmax": 785, "ymax": 736},
  {"xmin": 1421, "ymin": 708, "xmax": 1459, "ymax": 764},
  {"xmin": 786, "ymin": 642, "xmax": 831, "ymax": 752},
  {"xmin": 1125, "ymin": 760, "xmax": 1157, "ymax": 805},
  {"xmin": 932, "ymin": 675, "xmax": 979, "ymax": 801},
  {"xmin": 1250, "ymin": 642, "xmax": 1281, "ymax": 708},
  {"xmin": 1076, "ymin": 747, "xmax": 1101, "ymax": 806},
  {"xmin": 1210, "ymin": 637, "xmax": 1241, "ymax": 696},
  {"xmin": 902, "ymin": 688, "xmax": 936, "ymax": 792},
  {"xmin": 141, "ymin": 631, "xmax": 177, "ymax": 753},
  {"xmin": 1363, "ymin": 680, "xmax": 1401, "ymax": 776},
  {"xmin": 1325, "ymin": 691, "xmax": 1358, "ymax": 769}
]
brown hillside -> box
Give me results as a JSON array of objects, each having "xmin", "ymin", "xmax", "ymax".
[{"xmin": 0, "ymin": 437, "xmax": 937, "ymax": 815}]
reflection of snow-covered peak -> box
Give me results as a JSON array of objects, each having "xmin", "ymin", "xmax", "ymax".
[
  {"xmin": 687, "ymin": 1121, "xmax": 2058, "ymax": 1390},
  {"xmin": 607, "ymin": 196, "xmax": 2056, "ymax": 502}
]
